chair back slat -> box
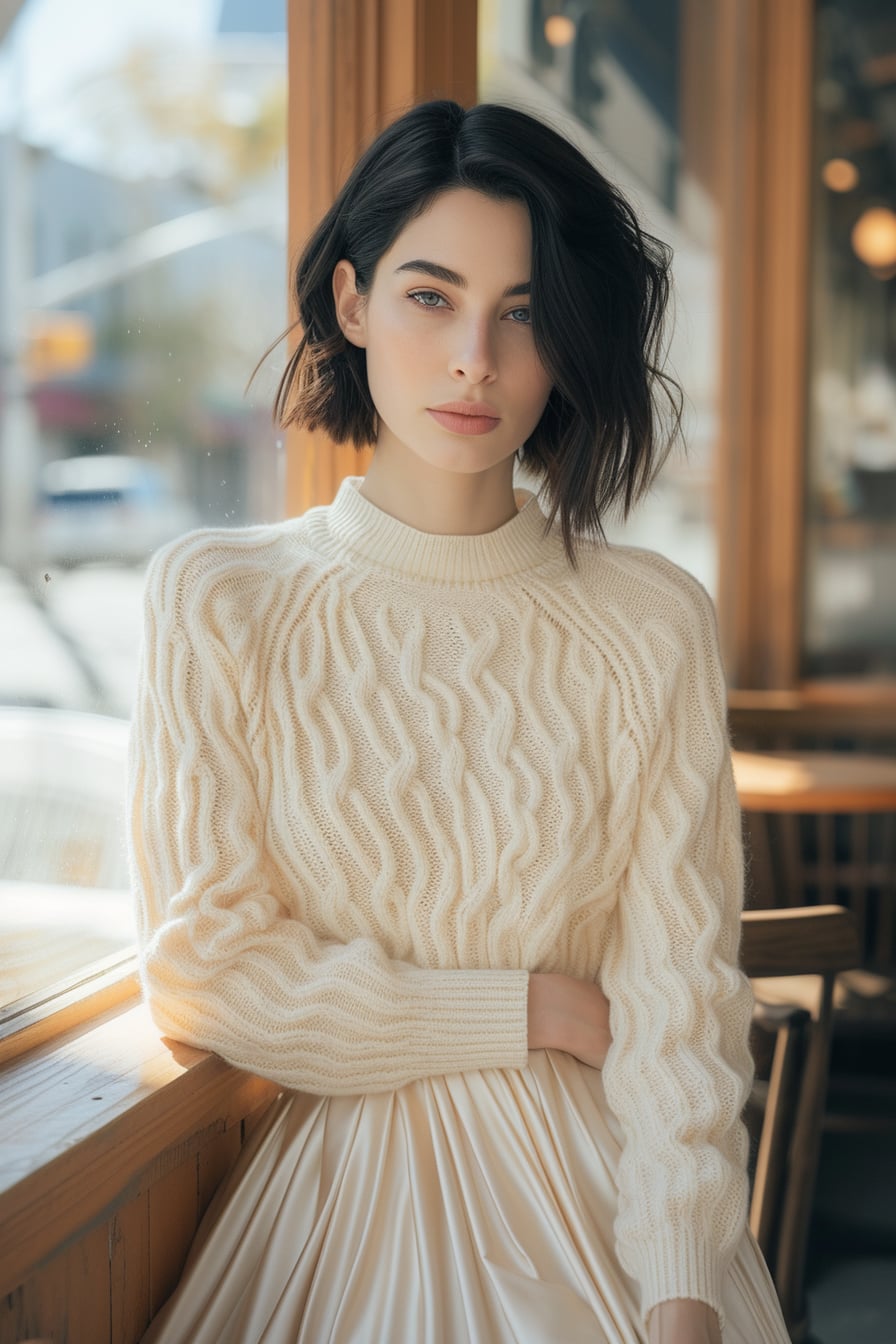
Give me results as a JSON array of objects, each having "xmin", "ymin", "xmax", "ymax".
[
  {"xmin": 780, "ymin": 813, "xmax": 805, "ymax": 908},
  {"xmin": 847, "ymin": 812, "xmax": 869, "ymax": 962},
  {"xmin": 817, "ymin": 813, "xmax": 837, "ymax": 908},
  {"xmin": 878, "ymin": 813, "xmax": 896, "ymax": 971}
]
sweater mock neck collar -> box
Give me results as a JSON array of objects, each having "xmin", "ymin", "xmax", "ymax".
[{"xmin": 321, "ymin": 475, "xmax": 566, "ymax": 584}]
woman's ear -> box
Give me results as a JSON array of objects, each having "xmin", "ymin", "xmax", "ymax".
[{"xmin": 332, "ymin": 259, "xmax": 368, "ymax": 348}]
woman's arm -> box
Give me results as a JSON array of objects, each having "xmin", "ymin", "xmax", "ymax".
[
  {"xmin": 596, "ymin": 573, "xmax": 756, "ymax": 1335},
  {"xmin": 128, "ymin": 535, "xmax": 530, "ymax": 1097}
]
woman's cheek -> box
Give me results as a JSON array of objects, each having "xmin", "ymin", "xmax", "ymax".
[{"xmin": 377, "ymin": 308, "xmax": 428, "ymax": 358}]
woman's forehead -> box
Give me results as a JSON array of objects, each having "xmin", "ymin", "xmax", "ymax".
[{"xmin": 385, "ymin": 190, "xmax": 533, "ymax": 278}]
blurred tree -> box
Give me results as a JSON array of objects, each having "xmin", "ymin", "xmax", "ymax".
[{"xmin": 69, "ymin": 39, "xmax": 286, "ymax": 200}]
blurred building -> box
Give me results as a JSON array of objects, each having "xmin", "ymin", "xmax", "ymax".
[{"xmin": 0, "ymin": 0, "xmax": 287, "ymax": 535}]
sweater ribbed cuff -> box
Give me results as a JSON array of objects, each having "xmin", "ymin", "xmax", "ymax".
[
  {"xmin": 638, "ymin": 1232, "xmax": 726, "ymax": 1335},
  {"xmin": 397, "ymin": 966, "xmax": 531, "ymax": 1078}
]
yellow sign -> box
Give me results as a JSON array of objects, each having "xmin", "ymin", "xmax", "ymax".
[{"xmin": 25, "ymin": 311, "xmax": 94, "ymax": 380}]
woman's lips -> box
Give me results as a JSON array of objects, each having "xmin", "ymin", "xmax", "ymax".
[{"xmin": 427, "ymin": 409, "xmax": 501, "ymax": 436}]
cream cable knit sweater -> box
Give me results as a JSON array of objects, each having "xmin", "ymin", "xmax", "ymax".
[{"xmin": 127, "ymin": 474, "xmax": 755, "ymax": 1323}]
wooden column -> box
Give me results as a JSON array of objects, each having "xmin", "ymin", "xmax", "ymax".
[
  {"xmin": 284, "ymin": 0, "xmax": 479, "ymax": 517},
  {"xmin": 715, "ymin": 0, "xmax": 814, "ymax": 689}
]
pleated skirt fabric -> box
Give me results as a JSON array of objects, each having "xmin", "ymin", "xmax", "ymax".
[{"xmin": 139, "ymin": 1049, "xmax": 791, "ymax": 1344}]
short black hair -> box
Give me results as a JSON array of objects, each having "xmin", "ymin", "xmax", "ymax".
[{"xmin": 255, "ymin": 98, "xmax": 683, "ymax": 570}]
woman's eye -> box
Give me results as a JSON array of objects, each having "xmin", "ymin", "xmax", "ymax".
[
  {"xmin": 408, "ymin": 291, "xmax": 531, "ymax": 322},
  {"xmin": 408, "ymin": 290, "xmax": 447, "ymax": 309}
]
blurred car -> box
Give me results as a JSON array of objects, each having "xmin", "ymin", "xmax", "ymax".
[{"xmin": 35, "ymin": 453, "xmax": 199, "ymax": 567}]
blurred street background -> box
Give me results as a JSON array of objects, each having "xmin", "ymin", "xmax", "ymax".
[{"xmin": 0, "ymin": 0, "xmax": 287, "ymax": 720}]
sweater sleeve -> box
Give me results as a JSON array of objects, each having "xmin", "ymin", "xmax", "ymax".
[
  {"xmin": 126, "ymin": 536, "xmax": 530, "ymax": 1096},
  {"xmin": 598, "ymin": 574, "xmax": 755, "ymax": 1330}
]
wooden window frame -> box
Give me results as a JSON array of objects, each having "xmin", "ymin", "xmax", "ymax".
[
  {"xmin": 0, "ymin": 947, "xmax": 140, "ymax": 1067},
  {"xmin": 715, "ymin": 0, "xmax": 814, "ymax": 692}
]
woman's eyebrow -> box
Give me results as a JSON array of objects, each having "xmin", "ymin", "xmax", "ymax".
[{"xmin": 393, "ymin": 259, "xmax": 530, "ymax": 297}]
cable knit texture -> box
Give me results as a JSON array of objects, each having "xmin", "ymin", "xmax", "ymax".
[{"xmin": 127, "ymin": 474, "xmax": 756, "ymax": 1328}]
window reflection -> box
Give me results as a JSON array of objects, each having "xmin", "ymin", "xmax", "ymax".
[
  {"xmin": 805, "ymin": 0, "xmax": 896, "ymax": 677},
  {"xmin": 0, "ymin": 0, "xmax": 286, "ymax": 1015}
]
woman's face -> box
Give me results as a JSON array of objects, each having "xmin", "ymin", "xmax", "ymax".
[{"xmin": 332, "ymin": 188, "xmax": 554, "ymax": 477}]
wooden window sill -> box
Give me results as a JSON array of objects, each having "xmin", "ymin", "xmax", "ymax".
[
  {"xmin": 0, "ymin": 947, "xmax": 141, "ymax": 1066},
  {"xmin": 0, "ymin": 996, "xmax": 280, "ymax": 1298}
]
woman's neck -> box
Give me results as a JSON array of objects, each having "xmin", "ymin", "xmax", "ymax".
[{"xmin": 357, "ymin": 440, "xmax": 520, "ymax": 537}]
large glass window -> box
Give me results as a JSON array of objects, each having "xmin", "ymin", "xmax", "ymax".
[
  {"xmin": 479, "ymin": 0, "xmax": 725, "ymax": 597},
  {"xmin": 0, "ymin": 0, "xmax": 286, "ymax": 1019},
  {"xmin": 804, "ymin": 0, "xmax": 896, "ymax": 677}
]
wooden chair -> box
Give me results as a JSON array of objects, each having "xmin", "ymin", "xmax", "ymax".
[
  {"xmin": 732, "ymin": 748, "xmax": 896, "ymax": 973},
  {"xmin": 728, "ymin": 693, "xmax": 896, "ymax": 1138},
  {"xmin": 740, "ymin": 904, "xmax": 861, "ymax": 1344}
]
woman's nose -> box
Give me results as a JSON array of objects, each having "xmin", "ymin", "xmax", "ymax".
[{"xmin": 451, "ymin": 319, "xmax": 497, "ymax": 383}]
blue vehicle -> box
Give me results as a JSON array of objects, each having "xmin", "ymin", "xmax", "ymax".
[{"xmin": 36, "ymin": 454, "xmax": 199, "ymax": 566}]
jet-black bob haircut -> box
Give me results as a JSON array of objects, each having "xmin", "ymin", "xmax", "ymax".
[{"xmin": 254, "ymin": 98, "xmax": 684, "ymax": 570}]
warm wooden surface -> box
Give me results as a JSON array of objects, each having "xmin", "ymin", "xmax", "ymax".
[
  {"xmin": 0, "ymin": 999, "xmax": 280, "ymax": 1301},
  {"xmin": 716, "ymin": 0, "xmax": 814, "ymax": 689},
  {"xmin": 732, "ymin": 748, "xmax": 896, "ymax": 813},
  {"xmin": 0, "ymin": 948, "xmax": 139, "ymax": 1066},
  {"xmin": 0, "ymin": 1100, "xmax": 271, "ymax": 1344}
]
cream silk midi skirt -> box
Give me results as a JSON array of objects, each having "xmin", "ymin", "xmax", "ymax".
[{"xmin": 139, "ymin": 1049, "xmax": 791, "ymax": 1343}]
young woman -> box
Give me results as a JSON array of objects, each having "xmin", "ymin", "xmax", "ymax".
[{"xmin": 129, "ymin": 99, "xmax": 791, "ymax": 1343}]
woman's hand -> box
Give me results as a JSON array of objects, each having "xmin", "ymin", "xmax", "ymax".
[
  {"xmin": 647, "ymin": 1298, "xmax": 723, "ymax": 1344},
  {"xmin": 527, "ymin": 971, "xmax": 613, "ymax": 1069}
]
